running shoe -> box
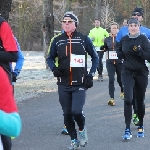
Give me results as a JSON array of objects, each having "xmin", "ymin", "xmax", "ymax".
[
  {"xmin": 108, "ymin": 98, "xmax": 115, "ymax": 106},
  {"xmin": 120, "ymin": 92, "xmax": 124, "ymax": 100},
  {"xmin": 68, "ymin": 139, "xmax": 80, "ymax": 150},
  {"xmin": 78, "ymin": 128, "xmax": 88, "ymax": 147},
  {"xmin": 61, "ymin": 126, "xmax": 69, "ymax": 135},
  {"xmin": 132, "ymin": 114, "xmax": 139, "ymax": 126},
  {"xmin": 137, "ymin": 126, "xmax": 144, "ymax": 137},
  {"xmin": 122, "ymin": 128, "xmax": 132, "ymax": 140},
  {"xmin": 98, "ymin": 75, "xmax": 103, "ymax": 81}
]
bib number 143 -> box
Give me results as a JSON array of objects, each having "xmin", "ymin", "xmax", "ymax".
[{"xmin": 70, "ymin": 54, "xmax": 85, "ymax": 67}]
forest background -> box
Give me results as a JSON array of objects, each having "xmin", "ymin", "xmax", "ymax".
[{"xmin": 0, "ymin": 0, "xmax": 150, "ymax": 52}]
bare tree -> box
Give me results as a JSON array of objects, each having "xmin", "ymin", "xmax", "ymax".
[
  {"xmin": 9, "ymin": 0, "xmax": 43, "ymax": 51},
  {"xmin": 100, "ymin": 0, "xmax": 115, "ymax": 29},
  {"xmin": 53, "ymin": 0, "xmax": 66, "ymax": 24},
  {"xmin": 142, "ymin": 0, "xmax": 149, "ymax": 26},
  {"xmin": 65, "ymin": 0, "xmax": 72, "ymax": 11},
  {"xmin": 77, "ymin": 0, "xmax": 83, "ymax": 32},
  {"xmin": 95, "ymin": 0, "xmax": 102, "ymax": 19},
  {"xmin": 43, "ymin": 0, "xmax": 54, "ymax": 68}
]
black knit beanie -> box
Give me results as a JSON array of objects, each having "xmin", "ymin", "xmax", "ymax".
[{"xmin": 132, "ymin": 7, "xmax": 144, "ymax": 17}]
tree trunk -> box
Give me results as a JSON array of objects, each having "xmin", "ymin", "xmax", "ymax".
[
  {"xmin": 43, "ymin": 0, "xmax": 54, "ymax": 69},
  {"xmin": 95, "ymin": 0, "xmax": 102, "ymax": 19},
  {"xmin": 77, "ymin": 0, "xmax": 83, "ymax": 32},
  {"xmin": 65, "ymin": 0, "xmax": 72, "ymax": 11}
]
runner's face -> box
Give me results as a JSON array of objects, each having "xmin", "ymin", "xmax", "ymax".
[
  {"xmin": 123, "ymin": 20, "xmax": 128, "ymax": 26},
  {"xmin": 94, "ymin": 20, "xmax": 100, "ymax": 28},
  {"xmin": 132, "ymin": 12, "xmax": 143, "ymax": 22},
  {"xmin": 110, "ymin": 24, "xmax": 118, "ymax": 35},
  {"xmin": 62, "ymin": 17, "xmax": 76, "ymax": 33},
  {"xmin": 128, "ymin": 23, "xmax": 140, "ymax": 36}
]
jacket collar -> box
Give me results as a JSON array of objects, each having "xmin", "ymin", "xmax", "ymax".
[{"xmin": 63, "ymin": 30, "xmax": 77, "ymax": 37}]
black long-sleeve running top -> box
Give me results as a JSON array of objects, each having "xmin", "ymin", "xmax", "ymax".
[
  {"xmin": 47, "ymin": 30, "xmax": 99, "ymax": 85},
  {"xmin": 116, "ymin": 34, "xmax": 150, "ymax": 76}
]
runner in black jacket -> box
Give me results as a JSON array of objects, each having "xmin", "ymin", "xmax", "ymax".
[
  {"xmin": 46, "ymin": 12, "xmax": 98, "ymax": 149},
  {"xmin": 101, "ymin": 22, "xmax": 124, "ymax": 106},
  {"xmin": 116, "ymin": 18, "xmax": 150, "ymax": 140},
  {"xmin": 116, "ymin": 7, "xmax": 150, "ymax": 126}
]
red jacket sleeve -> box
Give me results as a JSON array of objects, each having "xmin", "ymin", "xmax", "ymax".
[{"xmin": 0, "ymin": 22, "xmax": 18, "ymax": 52}]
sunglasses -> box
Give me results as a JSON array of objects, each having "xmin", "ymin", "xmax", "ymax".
[
  {"xmin": 132, "ymin": 13, "xmax": 141, "ymax": 16},
  {"xmin": 62, "ymin": 20, "xmax": 74, "ymax": 23}
]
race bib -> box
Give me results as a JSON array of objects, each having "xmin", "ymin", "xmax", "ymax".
[
  {"xmin": 109, "ymin": 51, "xmax": 118, "ymax": 59},
  {"xmin": 70, "ymin": 54, "xmax": 85, "ymax": 67}
]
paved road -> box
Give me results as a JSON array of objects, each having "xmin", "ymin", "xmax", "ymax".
[{"xmin": 12, "ymin": 75, "xmax": 150, "ymax": 150}]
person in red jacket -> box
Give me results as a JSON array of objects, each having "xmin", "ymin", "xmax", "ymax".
[
  {"xmin": 0, "ymin": 15, "xmax": 21, "ymax": 150},
  {"xmin": 0, "ymin": 66, "xmax": 22, "ymax": 150}
]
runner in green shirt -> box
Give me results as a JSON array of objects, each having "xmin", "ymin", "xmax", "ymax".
[{"xmin": 89, "ymin": 19, "xmax": 109, "ymax": 81}]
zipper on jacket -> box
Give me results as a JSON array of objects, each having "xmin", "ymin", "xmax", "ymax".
[
  {"xmin": 66, "ymin": 45, "xmax": 68, "ymax": 56},
  {"xmin": 112, "ymin": 36, "xmax": 116, "ymax": 64},
  {"xmin": 68, "ymin": 35, "xmax": 72, "ymax": 85}
]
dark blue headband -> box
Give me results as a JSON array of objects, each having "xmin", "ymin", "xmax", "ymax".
[
  {"xmin": 63, "ymin": 14, "xmax": 78, "ymax": 27},
  {"xmin": 128, "ymin": 18, "xmax": 139, "ymax": 25}
]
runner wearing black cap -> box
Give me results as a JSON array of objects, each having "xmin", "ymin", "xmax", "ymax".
[{"xmin": 47, "ymin": 11, "xmax": 98, "ymax": 149}]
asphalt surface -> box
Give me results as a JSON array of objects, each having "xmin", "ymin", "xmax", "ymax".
[{"xmin": 12, "ymin": 75, "xmax": 150, "ymax": 150}]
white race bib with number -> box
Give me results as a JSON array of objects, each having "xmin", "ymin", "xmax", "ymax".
[
  {"xmin": 109, "ymin": 51, "xmax": 118, "ymax": 59},
  {"xmin": 70, "ymin": 54, "xmax": 85, "ymax": 67}
]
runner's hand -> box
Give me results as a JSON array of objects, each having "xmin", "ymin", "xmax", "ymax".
[
  {"xmin": 84, "ymin": 74, "xmax": 93, "ymax": 89},
  {"xmin": 53, "ymin": 67, "xmax": 63, "ymax": 77},
  {"xmin": 11, "ymin": 72, "xmax": 17, "ymax": 82},
  {"xmin": 100, "ymin": 45, "xmax": 106, "ymax": 52}
]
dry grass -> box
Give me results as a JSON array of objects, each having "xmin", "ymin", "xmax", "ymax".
[{"xmin": 14, "ymin": 51, "xmax": 57, "ymax": 102}]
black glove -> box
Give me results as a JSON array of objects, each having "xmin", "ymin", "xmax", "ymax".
[
  {"xmin": 100, "ymin": 45, "xmax": 107, "ymax": 52},
  {"xmin": 84, "ymin": 74, "xmax": 93, "ymax": 89},
  {"xmin": 130, "ymin": 45, "xmax": 142, "ymax": 56},
  {"xmin": 53, "ymin": 67, "xmax": 63, "ymax": 77},
  {"xmin": 11, "ymin": 72, "xmax": 17, "ymax": 82}
]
